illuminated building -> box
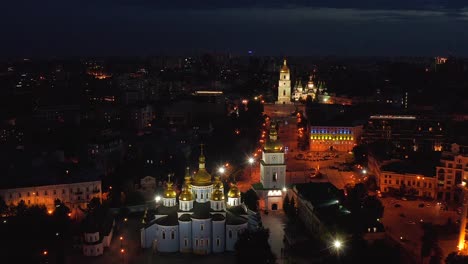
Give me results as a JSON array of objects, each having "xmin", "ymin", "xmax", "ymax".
[
  {"xmin": 253, "ymin": 123, "xmax": 287, "ymax": 211},
  {"xmin": 276, "ymin": 59, "xmax": 292, "ymax": 104},
  {"xmin": 309, "ymin": 125, "xmax": 362, "ymax": 152},
  {"xmin": 435, "ymin": 144, "xmax": 468, "ymax": 202},
  {"xmin": 0, "ymin": 164, "xmax": 102, "ymax": 219},
  {"xmin": 140, "ymin": 147, "xmax": 249, "ymax": 254},
  {"xmin": 379, "ymin": 168, "xmax": 437, "ymax": 198},
  {"xmin": 362, "ymin": 114, "xmax": 446, "ymax": 154},
  {"xmin": 292, "ymin": 74, "xmax": 329, "ymax": 102}
]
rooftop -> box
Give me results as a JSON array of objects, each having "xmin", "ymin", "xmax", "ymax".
[
  {"xmin": 381, "ymin": 160, "xmax": 436, "ymax": 177},
  {"xmin": 294, "ymin": 182, "xmax": 343, "ymax": 208}
]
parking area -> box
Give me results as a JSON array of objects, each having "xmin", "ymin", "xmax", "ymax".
[{"xmin": 380, "ymin": 197, "xmax": 459, "ymax": 261}]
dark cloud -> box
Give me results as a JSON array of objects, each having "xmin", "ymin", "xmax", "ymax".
[{"xmin": 1, "ymin": 1, "xmax": 467, "ymax": 57}]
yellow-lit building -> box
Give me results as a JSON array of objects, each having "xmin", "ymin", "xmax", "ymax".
[
  {"xmin": 379, "ymin": 171, "xmax": 437, "ymax": 198},
  {"xmin": 309, "ymin": 125, "xmax": 362, "ymax": 152}
]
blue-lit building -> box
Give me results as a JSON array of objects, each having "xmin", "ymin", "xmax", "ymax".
[{"xmin": 309, "ymin": 125, "xmax": 362, "ymax": 152}]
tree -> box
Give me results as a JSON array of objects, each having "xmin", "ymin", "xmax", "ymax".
[
  {"xmin": 445, "ymin": 252, "xmax": 468, "ymax": 264},
  {"xmin": 242, "ymin": 189, "xmax": 259, "ymax": 212},
  {"xmin": 288, "ymin": 197, "xmax": 297, "ymax": 219},
  {"xmin": 399, "ymin": 183, "xmax": 407, "ymax": 196},
  {"xmin": 235, "ymin": 227, "xmax": 276, "ymax": 264},
  {"xmin": 421, "ymin": 223, "xmax": 439, "ymax": 263},
  {"xmin": 283, "ymin": 194, "xmax": 290, "ymax": 214},
  {"xmin": 0, "ymin": 196, "xmax": 7, "ymax": 215}
]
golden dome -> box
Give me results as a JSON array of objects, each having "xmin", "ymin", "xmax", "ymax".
[
  {"xmin": 193, "ymin": 169, "xmax": 212, "ymax": 186},
  {"xmin": 193, "ymin": 144, "xmax": 213, "ymax": 186},
  {"xmin": 211, "ymin": 189, "xmax": 225, "ymax": 201},
  {"xmin": 179, "ymin": 187, "xmax": 193, "ymax": 201},
  {"xmin": 163, "ymin": 182, "xmax": 177, "ymax": 198},
  {"xmin": 227, "ymin": 183, "xmax": 241, "ymax": 198},
  {"xmin": 280, "ymin": 59, "xmax": 289, "ymax": 73},
  {"xmin": 264, "ymin": 124, "xmax": 283, "ymax": 152}
]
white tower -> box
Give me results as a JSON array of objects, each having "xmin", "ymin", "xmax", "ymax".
[
  {"xmin": 260, "ymin": 123, "xmax": 286, "ymax": 189},
  {"xmin": 277, "ymin": 59, "xmax": 292, "ymax": 104}
]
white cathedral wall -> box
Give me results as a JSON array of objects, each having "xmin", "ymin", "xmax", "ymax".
[
  {"xmin": 191, "ymin": 218, "xmax": 212, "ymax": 254},
  {"xmin": 227, "ymin": 197, "xmax": 241, "ymax": 207},
  {"xmin": 192, "ymin": 185, "xmax": 213, "ymax": 203},
  {"xmin": 155, "ymin": 224, "xmax": 179, "ymax": 252},
  {"xmin": 178, "ymin": 220, "xmax": 192, "ymax": 253},
  {"xmin": 140, "ymin": 224, "xmax": 157, "ymax": 248},
  {"xmin": 163, "ymin": 197, "xmax": 176, "ymax": 207},
  {"xmin": 225, "ymin": 223, "xmax": 248, "ymax": 251},
  {"xmin": 261, "ymin": 164, "xmax": 286, "ymax": 189},
  {"xmin": 212, "ymin": 219, "xmax": 226, "ymax": 253},
  {"xmin": 210, "ymin": 200, "xmax": 225, "ymax": 211},
  {"xmin": 179, "ymin": 200, "xmax": 193, "ymax": 211}
]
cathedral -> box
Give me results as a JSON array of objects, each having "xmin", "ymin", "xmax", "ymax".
[
  {"xmin": 140, "ymin": 147, "xmax": 249, "ymax": 254},
  {"xmin": 276, "ymin": 58, "xmax": 328, "ymax": 104}
]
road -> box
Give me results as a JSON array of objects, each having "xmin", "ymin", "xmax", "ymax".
[
  {"xmin": 380, "ymin": 197, "xmax": 459, "ymax": 262},
  {"xmin": 260, "ymin": 210, "xmax": 287, "ymax": 263}
]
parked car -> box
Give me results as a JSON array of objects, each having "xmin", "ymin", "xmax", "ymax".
[
  {"xmin": 418, "ymin": 203, "xmax": 425, "ymax": 208},
  {"xmin": 394, "ymin": 204, "xmax": 402, "ymax": 208},
  {"xmin": 407, "ymin": 220, "xmax": 416, "ymax": 225}
]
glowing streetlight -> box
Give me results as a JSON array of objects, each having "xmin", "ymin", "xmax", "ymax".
[
  {"xmin": 333, "ymin": 240, "xmax": 342, "ymax": 249},
  {"xmin": 248, "ymin": 157, "xmax": 254, "ymax": 164},
  {"xmin": 218, "ymin": 167, "xmax": 225, "ymax": 174},
  {"xmin": 362, "ymin": 169, "xmax": 367, "ymax": 174},
  {"xmin": 43, "ymin": 250, "xmax": 48, "ymax": 256},
  {"xmin": 155, "ymin": 195, "xmax": 161, "ymax": 203},
  {"xmin": 282, "ymin": 187, "xmax": 287, "ymax": 192}
]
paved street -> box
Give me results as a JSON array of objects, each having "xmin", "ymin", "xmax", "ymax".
[
  {"xmin": 260, "ymin": 210, "xmax": 287, "ymax": 263},
  {"xmin": 380, "ymin": 197, "xmax": 459, "ymax": 262}
]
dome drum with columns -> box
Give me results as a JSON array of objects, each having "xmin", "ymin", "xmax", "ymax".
[{"xmin": 140, "ymin": 146, "xmax": 249, "ymax": 254}]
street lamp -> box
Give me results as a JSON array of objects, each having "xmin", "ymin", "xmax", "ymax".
[
  {"xmin": 362, "ymin": 169, "xmax": 367, "ymax": 174},
  {"xmin": 155, "ymin": 195, "xmax": 161, "ymax": 203},
  {"xmin": 248, "ymin": 157, "xmax": 255, "ymax": 180},
  {"xmin": 218, "ymin": 167, "xmax": 225, "ymax": 174},
  {"xmin": 333, "ymin": 240, "xmax": 342, "ymax": 250}
]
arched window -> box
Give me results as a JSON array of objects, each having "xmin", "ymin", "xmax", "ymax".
[
  {"xmin": 272, "ymin": 172, "xmax": 278, "ymax": 182},
  {"xmin": 162, "ymin": 231, "xmax": 166, "ymax": 239},
  {"xmin": 229, "ymin": 230, "xmax": 232, "ymax": 238},
  {"xmin": 283, "ymin": 90, "xmax": 286, "ymax": 96},
  {"xmin": 171, "ymin": 231, "xmax": 175, "ymax": 239}
]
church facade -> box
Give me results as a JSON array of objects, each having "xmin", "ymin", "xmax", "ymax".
[
  {"xmin": 140, "ymin": 148, "xmax": 249, "ymax": 254},
  {"xmin": 276, "ymin": 58, "xmax": 329, "ymax": 104},
  {"xmin": 254, "ymin": 123, "xmax": 287, "ymax": 211}
]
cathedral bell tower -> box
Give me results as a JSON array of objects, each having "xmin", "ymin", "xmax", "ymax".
[{"xmin": 277, "ymin": 59, "xmax": 292, "ymax": 104}]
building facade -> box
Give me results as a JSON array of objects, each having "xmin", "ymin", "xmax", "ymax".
[
  {"xmin": 277, "ymin": 59, "xmax": 292, "ymax": 104},
  {"xmin": 254, "ymin": 123, "xmax": 287, "ymax": 211},
  {"xmin": 435, "ymin": 144, "xmax": 468, "ymax": 202},
  {"xmin": 379, "ymin": 171, "xmax": 437, "ymax": 198},
  {"xmin": 309, "ymin": 125, "xmax": 362, "ymax": 152},
  {"xmin": 0, "ymin": 180, "xmax": 102, "ymax": 217},
  {"xmin": 140, "ymin": 149, "xmax": 249, "ymax": 254}
]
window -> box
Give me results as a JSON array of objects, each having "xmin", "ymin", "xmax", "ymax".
[
  {"xmin": 62, "ymin": 189, "xmax": 65, "ymax": 194},
  {"xmin": 184, "ymin": 238, "xmax": 188, "ymax": 247},
  {"xmin": 283, "ymin": 90, "xmax": 286, "ymax": 96},
  {"xmin": 86, "ymin": 187, "xmax": 89, "ymax": 192},
  {"xmin": 200, "ymin": 224, "xmax": 204, "ymax": 231},
  {"xmin": 201, "ymin": 193, "xmax": 204, "ymax": 199},
  {"xmin": 424, "ymin": 182, "xmax": 427, "ymax": 187},
  {"xmin": 384, "ymin": 180, "xmax": 387, "ymax": 184},
  {"xmin": 162, "ymin": 231, "xmax": 166, "ymax": 239},
  {"xmin": 27, "ymin": 192, "xmax": 30, "ymax": 197},
  {"xmin": 272, "ymin": 172, "xmax": 278, "ymax": 182},
  {"xmin": 44, "ymin": 191, "xmax": 48, "ymax": 195},
  {"xmin": 18, "ymin": 193, "xmax": 21, "ymax": 198},
  {"xmin": 389, "ymin": 180, "xmax": 392, "ymax": 184},
  {"xmin": 229, "ymin": 230, "xmax": 232, "ymax": 238},
  {"xmin": 28, "ymin": 200, "xmax": 30, "ymax": 205},
  {"xmin": 200, "ymin": 240, "xmax": 204, "ymax": 246},
  {"xmin": 9, "ymin": 193, "xmax": 12, "ymax": 198},
  {"xmin": 53, "ymin": 190, "xmax": 56, "ymax": 195},
  {"xmin": 217, "ymin": 237, "xmax": 220, "ymax": 247},
  {"xmin": 447, "ymin": 181, "xmax": 451, "ymax": 185},
  {"xmin": 396, "ymin": 180, "xmax": 399, "ymax": 185},
  {"xmin": 171, "ymin": 231, "xmax": 175, "ymax": 239},
  {"xmin": 429, "ymin": 183, "xmax": 432, "ymax": 188},
  {"xmin": 417, "ymin": 182, "xmax": 420, "ymax": 187},
  {"xmin": 196, "ymin": 240, "xmax": 199, "ymax": 246}
]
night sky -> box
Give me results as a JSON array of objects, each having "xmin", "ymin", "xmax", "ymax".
[{"xmin": 2, "ymin": 0, "xmax": 468, "ymax": 57}]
